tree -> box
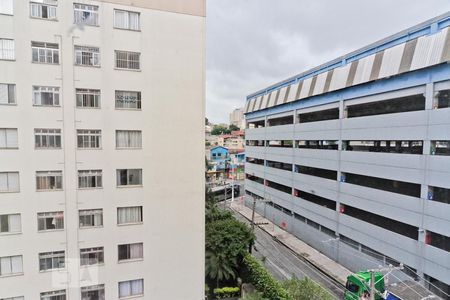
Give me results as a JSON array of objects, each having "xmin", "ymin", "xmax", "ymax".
[
  {"xmin": 205, "ymin": 117, "xmax": 209, "ymax": 125},
  {"xmin": 282, "ymin": 276, "xmax": 333, "ymax": 300},
  {"xmin": 229, "ymin": 124, "xmax": 240, "ymax": 131},
  {"xmin": 205, "ymin": 215, "xmax": 254, "ymax": 287},
  {"xmin": 211, "ymin": 125, "xmax": 231, "ymax": 135}
]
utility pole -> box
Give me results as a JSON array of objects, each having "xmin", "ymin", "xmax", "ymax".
[
  {"xmin": 248, "ymin": 195, "xmax": 256, "ymax": 253},
  {"xmin": 367, "ymin": 264, "xmax": 404, "ymax": 300},
  {"xmin": 369, "ymin": 271, "xmax": 375, "ymax": 300}
]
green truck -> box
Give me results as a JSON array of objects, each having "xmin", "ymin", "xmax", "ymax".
[{"xmin": 344, "ymin": 271, "xmax": 440, "ymax": 300}]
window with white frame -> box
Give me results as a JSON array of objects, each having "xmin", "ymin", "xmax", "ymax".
[
  {"xmin": 0, "ymin": 0, "xmax": 14, "ymax": 15},
  {"xmin": 0, "ymin": 297, "xmax": 24, "ymax": 300},
  {"xmin": 0, "ymin": 172, "xmax": 19, "ymax": 193},
  {"xmin": 118, "ymin": 242, "xmax": 143, "ymax": 261},
  {"xmin": 79, "ymin": 209, "xmax": 103, "ymax": 228},
  {"xmin": 0, "ymin": 83, "xmax": 15, "ymax": 105},
  {"xmin": 74, "ymin": 3, "xmax": 98, "ymax": 26},
  {"xmin": 74, "ymin": 45, "xmax": 100, "ymax": 67},
  {"xmin": 77, "ymin": 129, "xmax": 101, "ymax": 149},
  {"xmin": 117, "ymin": 206, "xmax": 142, "ymax": 224},
  {"xmin": 30, "ymin": 0, "xmax": 57, "ymax": 20},
  {"xmin": 78, "ymin": 170, "xmax": 102, "ymax": 189},
  {"xmin": 34, "ymin": 129, "xmax": 61, "ymax": 149},
  {"xmin": 0, "ymin": 214, "xmax": 21, "ymax": 234},
  {"xmin": 37, "ymin": 211, "xmax": 64, "ymax": 231},
  {"xmin": 115, "ymin": 50, "xmax": 140, "ymax": 70},
  {"xmin": 80, "ymin": 247, "xmax": 104, "ymax": 266},
  {"xmin": 76, "ymin": 88, "xmax": 100, "ymax": 108},
  {"xmin": 118, "ymin": 279, "xmax": 143, "ymax": 298},
  {"xmin": 0, "ymin": 255, "xmax": 23, "ymax": 276},
  {"xmin": 33, "ymin": 86, "xmax": 60, "ymax": 106},
  {"xmin": 116, "ymin": 130, "xmax": 142, "ymax": 149},
  {"xmin": 31, "ymin": 41, "xmax": 59, "ymax": 64},
  {"xmin": 81, "ymin": 284, "xmax": 104, "ymax": 300},
  {"xmin": 115, "ymin": 90, "xmax": 141, "ymax": 109},
  {"xmin": 36, "ymin": 171, "xmax": 62, "ymax": 191},
  {"xmin": 39, "ymin": 251, "xmax": 65, "ymax": 271},
  {"xmin": 114, "ymin": 9, "xmax": 140, "ymax": 30},
  {"xmin": 0, "ymin": 39, "xmax": 14, "ymax": 60},
  {"xmin": 116, "ymin": 169, "xmax": 142, "ymax": 186},
  {"xmin": 0, "ymin": 128, "xmax": 18, "ymax": 149},
  {"xmin": 40, "ymin": 290, "xmax": 66, "ymax": 300}
]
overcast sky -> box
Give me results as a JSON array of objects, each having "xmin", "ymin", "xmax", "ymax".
[{"xmin": 205, "ymin": 1, "xmax": 450, "ymax": 124}]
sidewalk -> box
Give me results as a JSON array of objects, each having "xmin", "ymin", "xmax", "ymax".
[{"xmin": 230, "ymin": 199, "xmax": 352, "ymax": 286}]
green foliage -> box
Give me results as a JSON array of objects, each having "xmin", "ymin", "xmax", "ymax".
[
  {"xmin": 242, "ymin": 291, "xmax": 268, "ymax": 300},
  {"xmin": 229, "ymin": 124, "xmax": 240, "ymax": 131},
  {"xmin": 211, "ymin": 125, "xmax": 231, "ymax": 135},
  {"xmin": 282, "ymin": 276, "xmax": 333, "ymax": 300},
  {"xmin": 213, "ymin": 287, "xmax": 240, "ymax": 299},
  {"xmin": 205, "ymin": 202, "xmax": 254, "ymax": 287},
  {"xmin": 242, "ymin": 254, "xmax": 289, "ymax": 300}
]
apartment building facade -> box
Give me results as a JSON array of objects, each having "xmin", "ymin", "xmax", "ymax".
[
  {"xmin": 244, "ymin": 13, "xmax": 450, "ymax": 298},
  {"xmin": 0, "ymin": 0, "xmax": 205, "ymax": 299}
]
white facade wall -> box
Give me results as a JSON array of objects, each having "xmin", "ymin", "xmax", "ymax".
[{"xmin": 0, "ymin": 1, "xmax": 205, "ymax": 299}]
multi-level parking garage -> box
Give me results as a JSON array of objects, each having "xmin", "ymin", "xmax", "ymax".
[{"xmin": 244, "ymin": 13, "xmax": 450, "ymax": 298}]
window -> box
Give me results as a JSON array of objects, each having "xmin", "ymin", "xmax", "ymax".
[
  {"xmin": 39, "ymin": 251, "xmax": 65, "ymax": 271},
  {"xmin": 40, "ymin": 290, "xmax": 66, "ymax": 300},
  {"xmin": 245, "ymin": 174, "xmax": 264, "ymax": 185},
  {"xmin": 295, "ymin": 165, "xmax": 337, "ymax": 180},
  {"xmin": 74, "ymin": 46, "xmax": 100, "ymax": 67},
  {"xmin": 294, "ymin": 190, "xmax": 336, "ymax": 210},
  {"xmin": 0, "ymin": 0, "xmax": 14, "ymax": 15},
  {"xmin": 79, "ymin": 209, "xmax": 103, "ymax": 228},
  {"xmin": 77, "ymin": 129, "xmax": 101, "ymax": 149},
  {"xmin": 115, "ymin": 90, "xmax": 141, "ymax": 109},
  {"xmin": 35, "ymin": 129, "xmax": 61, "ymax": 149},
  {"xmin": 78, "ymin": 170, "xmax": 102, "ymax": 189},
  {"xmin": 299, "ymin": 108, "xmax": 339, "ymax": 123},
  {"xmin": 346, "ymin": 94, "xmax": 425, "ymax": 118},
  {"xmin": 76, "ymin": 89, "xmax": 100, "ymax": 108},
  {"xmin": 427, "ymin": 231, "xmax": 450, "ymax": 252},
  {"xmin": 80, "ymin": 247, "xmax": 104, "ymax": 266},
  {"xmin": 31, "ymin": 41, "xmax": 59, "ymax": 64},
  {"xmin": 0, "ymin": 255, "xmax": 23, "ymax": 276},
  {"xmin": 266, "ymin": 180, "xmax": 292, "ymax": 194},
  {"xmin": 0, "ymin": 172, "xmax": 19, "ymax": 192},
  {"xmin": 343, "ymin": 204, "xmax": 419, "ymax": 240},
  {"xmin": 247, "ymin": 119, "xmax": 265, "ymax": 129},
  {"xmin": 117, "ymin": 206, "xmax": 143, "ymax": 224},
  {"xmin": 428, "ymin": 186, "xmax": 450, "ymax": 205},
  {"xmin": 81, "ymin": 284, "xmax": 104, "ymax": 300},
  {"xmin": 30, "ymin": 0, "xmax": 57, "ymax": 20},
  {"xmin": 343, "ymin": 140, "xmax": 423, "ymax": 154},
  {"xmin": 436, "ymin": 89, "xmax": 450, "ymax": 109},
  {"xmin": 267, "ymin": 115, "xmax": 293, "ymax": 126},
  {"xmin": 246, "ymin": 140, "xmax": 265, "ymax": 147},
  {"xmin": 431, "ymin": 141, "xmax": 450, "ymax": 156},
  {"xmin": 246, "ymin": 157, "xmax": 264, "ymax": 165},
  {"xmin": 74, "ymin": 3, "xmax": 98, "ymax": 26},
  {"xmin": 296, "ymin": 140, "xmax": 338, "ymax": 150},
  {"xmin": 118, "ymin": 243, "xmax": 143, "ymax": 261},
  {"xmin": 116, "ymin": 169, "xmax": 142, "ymax": 186},
  {"xmin": 0, "ymin": 297, "xmax": 24, "ymax": 300},
  {"xmin": 114, "ymin": 9, "xmax": 140, "ymax": 30},
  {"xmin": 0, "ymin": 214, "xmax": 21, "ymax": 234},
  {"xmin": 118, "ymin": 279, "xmax": 144, "ymax": 298},
  {"xmin": 0, "ymin": 39, "xmax": 14, "ymax": 60},
  {"xmin": 116, "ymin": 130, "xmax": 142, "ymax": 149},
  {"xmin": 267, "ymin": 140, "xmax": 293, "ymax": 148},
  {"xmin": 115, "ymin": 51, "xmax": 140, "ymax": 70},
  {"xmin": 33, "ymin": 86, "xmax": 60, "ymax": 106},
  {"xmin": 36, "ymin": 171, "xmax": 63, "ymax": 191},
  {"xmin": 344, "ymin": 172, "xmax": 421, "ymax": 198},
  {"xmin": 37, "ymin": 211, "xmax": 64, "ymax": 231},
  {"xmin": 0, "ymin": 128, "xmax": 18, "ymax": 148},
  {"xmin": 0, "ymin": 84, "xmax": 15, "ymax": 104},
  {"xmin": 266, "ymin": 160, "xmax": 292, "ymax": 171}
]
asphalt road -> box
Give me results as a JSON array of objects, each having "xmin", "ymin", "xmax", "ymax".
[{"xmin": 232, "ymin": 210, "xmax": 346, "ymax": 299}]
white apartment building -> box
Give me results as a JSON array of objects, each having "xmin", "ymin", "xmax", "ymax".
[{"xmin": 0, "ymin": 1, "xmax": 205, "ymax": 299}]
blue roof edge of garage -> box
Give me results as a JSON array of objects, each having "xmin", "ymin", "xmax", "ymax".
[
  {"xmin": 245, "ymin": 63, "xmax": 450, "ymax": 120},
  {"xmin": 245, "ymin": 11, "xmax": 450, "ymax": 101}
]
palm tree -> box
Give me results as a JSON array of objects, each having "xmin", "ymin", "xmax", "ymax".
[{"xmin": 205, "ymin": 250, "xmax": 237, "ymax": 288}]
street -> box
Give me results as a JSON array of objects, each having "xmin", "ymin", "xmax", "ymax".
[{"xmin": 231, "ymin": 209, "xmax": 346, "ymax": 299}]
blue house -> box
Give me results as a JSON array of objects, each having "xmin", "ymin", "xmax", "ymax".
[{"xmin": 210, "ymin": 146, "xmax": 230, "ymax": 170}]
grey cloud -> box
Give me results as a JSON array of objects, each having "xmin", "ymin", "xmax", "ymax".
[{"xmin": 206, "ymin": 0, "xmax": 450, "ymax": 123}]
